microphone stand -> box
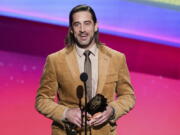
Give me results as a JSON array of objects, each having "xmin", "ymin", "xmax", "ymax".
[
  {"xmin": 80, "ymin": 100, "xmax": 83, "ymax": 133},
  {"xmin": 80, "ymin": 73, "xmax": 88, "ymax": 135},
  {"xmin": 76, "ymin": 85, "xmax": 84, "ymax": 134},
  {"xmin": 83, "ymin": 81, "xmax": 88, "ymax": 135}
]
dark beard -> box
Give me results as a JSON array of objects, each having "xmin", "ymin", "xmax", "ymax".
[{"xmin": 74, "ymin": 34, "xmax": 95, "ymax": 49}]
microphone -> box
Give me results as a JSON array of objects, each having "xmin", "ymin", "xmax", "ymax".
[
  {"xmin": 76, "ymin": 85, "xmax": 83, "ymax": 99},
  {"xmin": 80, "ymin": 72, "xmax": 88, "ymax": 82},
  {"xmin": 80, "ymin": 72, "xmax": 88, "ymax": 135},
  {"xmin": 76, "ymin": 85, "xmax": 84, "ymax": 129}
]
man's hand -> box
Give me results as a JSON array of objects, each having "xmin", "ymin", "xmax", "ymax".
[
  {"xmin": 65, "ymin": 108, "xmax": 82, "ymax": 127},
  {"xmin": 89, "ymin": 106, "xmax": 114, "ymax": 127}
]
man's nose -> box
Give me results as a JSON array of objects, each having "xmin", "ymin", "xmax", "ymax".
[{"xmin": 80, "ymin": 25, "xmax": 85, "ymax": 32}]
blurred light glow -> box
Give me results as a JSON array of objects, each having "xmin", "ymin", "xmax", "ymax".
[
  {"xmin": 0, "ymin": 0, "xmax": 180, "ymax": 47},
  {"xmin": 151, "ymin": 0, "xmax": 180, "ymax": 6}
]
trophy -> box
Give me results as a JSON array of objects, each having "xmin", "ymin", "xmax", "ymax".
[
  {"xmin": 64, "ymin": 94, "xmax": 107, "ymax": 135},
  {"xmin": 83, "ymin": 94, "xmax": 107, "ymax": 116}
]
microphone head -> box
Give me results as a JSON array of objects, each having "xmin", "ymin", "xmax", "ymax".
[
  {"xmin": 76, "ymin": 85, "xmax": 84, "ymax": 99},
  {"xmin": 80, "ymin": 72, "xmax": 88, "ymax": 82}
]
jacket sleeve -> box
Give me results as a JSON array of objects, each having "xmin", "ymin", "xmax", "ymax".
[
  {"xmin": 35, "ymin": 55, "xmax": 68, "ymax": 124},
  {"xmin": 109, "ymin": 54, "xmax": 135, "ymax": 121}
]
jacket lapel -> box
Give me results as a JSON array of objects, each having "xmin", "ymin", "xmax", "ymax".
[
  {"xmin": 65, "ymin": 46, "xmax": 82, "ymax": 85},
  {"xmin": 96, "ymin": 46, "xmax": 111, "ymax": 94},
  {"xmin": 65, "ymin": 45, "xmax": 111, "ymax": 96}
]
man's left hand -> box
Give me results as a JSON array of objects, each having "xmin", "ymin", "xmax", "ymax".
[{"xmin": 89, "ymin": 106, "xmax": 114, "ymax": 127}]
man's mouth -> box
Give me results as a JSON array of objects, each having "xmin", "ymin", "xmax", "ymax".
[{"xmin": 80, "ymin": 34, "xmax": 88, "ymax": 40}]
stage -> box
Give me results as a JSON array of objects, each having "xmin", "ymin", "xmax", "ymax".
[
  {"xmin": 0, "ymin": 1, "xmax": 180, "ymax": 134},
  {"xmin": 0, "ymin": 50, "xmax": 179, "ymax": 135}
]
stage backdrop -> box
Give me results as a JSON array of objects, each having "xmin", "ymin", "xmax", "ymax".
[{"xmin": 0, "ymin": 1, "xmax": 180, "ymax": 135}]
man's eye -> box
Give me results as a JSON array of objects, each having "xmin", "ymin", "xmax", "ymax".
[
  {"xmin": 73, "ymin": 23, "xmax": 80, "ymax": 27},
  {"xmin": 85, "ymin": 22, "xmax": 91, "ymax": 25}
]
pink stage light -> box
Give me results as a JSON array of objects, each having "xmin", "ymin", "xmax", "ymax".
[{"xmin": 0, "ymin": 50, "xmax": 179, "ymax": 135}]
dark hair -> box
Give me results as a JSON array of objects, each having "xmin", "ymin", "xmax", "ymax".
[{"xmin": 65, "ymin": 5, "xmax": 100, "ymax": 47}]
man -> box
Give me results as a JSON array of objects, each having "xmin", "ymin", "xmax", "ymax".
[{"xmin": 35, "ymin": 5, "xmax": 135, "ymax": 135}]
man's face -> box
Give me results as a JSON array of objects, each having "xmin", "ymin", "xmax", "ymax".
[{"xmin": 71, "ymin": 11, "xmax": 98, "ymax": 48}]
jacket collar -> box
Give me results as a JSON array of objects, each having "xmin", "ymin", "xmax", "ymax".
[{"xmin": 65, "ymin": 44, "xmax": 112, "ymax": 94}]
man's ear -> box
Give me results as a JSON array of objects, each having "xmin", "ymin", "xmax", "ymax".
[
  {"xmin": 70, "ymin": 27, "xmax": 73, "ymax": 34},
  {"xmin": 95, "ymin": 22, "xmax": 98, "ymax": 32}
]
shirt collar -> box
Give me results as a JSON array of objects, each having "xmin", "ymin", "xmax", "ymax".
[{"xmin": 75, "ymin": 44, "xmax": 97, "ymax": 57}]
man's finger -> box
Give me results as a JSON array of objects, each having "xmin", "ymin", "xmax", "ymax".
[{"xmin": 93, "ymin": 116, "xmax": 106, "ymax": 126}]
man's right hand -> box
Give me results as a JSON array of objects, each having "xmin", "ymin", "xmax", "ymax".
[{"xmin": 65, "ymin": 108, "xmax": 82, "ymax": 127}]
